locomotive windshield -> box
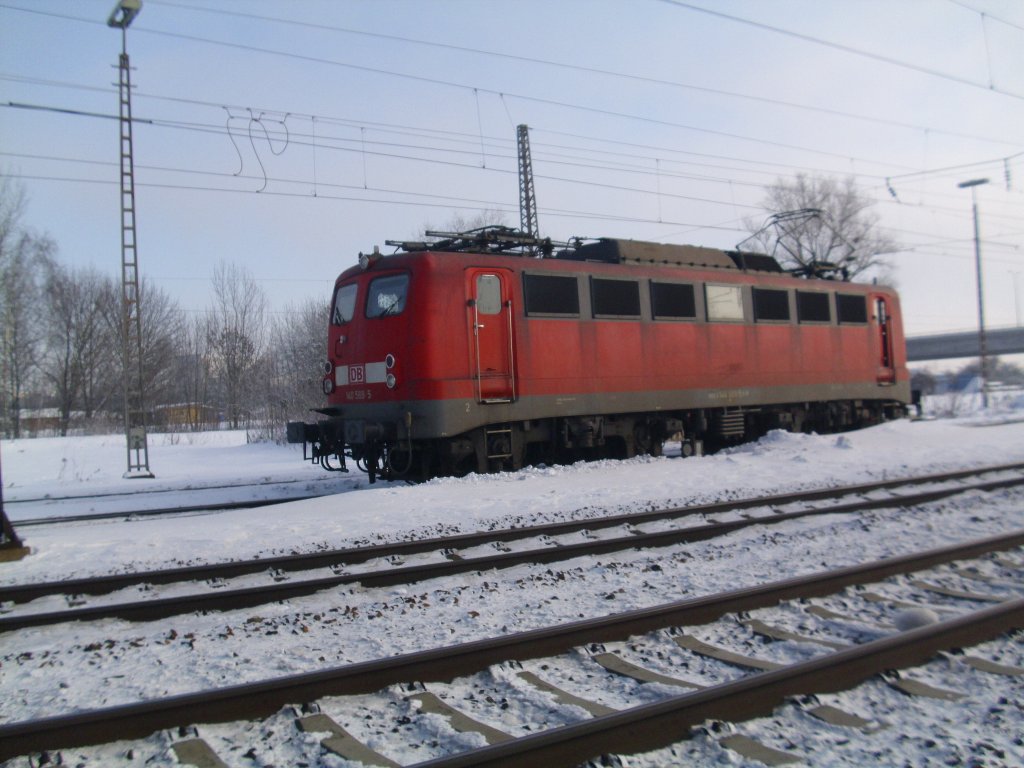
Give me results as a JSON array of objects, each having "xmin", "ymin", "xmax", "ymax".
[
  {"xmin": 332, "ymin": 283, "xmax": 357, "ymax": 325},
  {"xmin": 366, "ymin": 273, "xmax": 410, "ymax": 318}
]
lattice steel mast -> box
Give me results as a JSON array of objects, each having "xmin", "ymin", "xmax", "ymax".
[
  {"xmin": 516, "ymin": 124, "xmax": 539, "ymax": 242},
  {"xmin": 109, "ymin": 0, "xmax": 153, "ymax": 478}
]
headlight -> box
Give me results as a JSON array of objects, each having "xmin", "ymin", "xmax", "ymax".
[
  {"xmin": 386, "ymin": 373, "xmax": 397, "ymax": 389},
  {"xmin": 385, "ymin": 353, "xmax": 396, "ymax": 369},
  {"xmin": 322, "ymin": 378, "xmax": 335, "ymax": 395},
  {"xmin": 358, "ymin": 246, "xmax": 382, "ymax": 270}
]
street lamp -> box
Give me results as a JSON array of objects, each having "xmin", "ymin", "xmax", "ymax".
[
  {"xmin": 957, "ymin": 177, "xmax": 990, "ymax": 409},
  {"xmin": 109, "ymin": 0, "xmax": 154, "ymax": 478},
  {"xmin": 107, "ymin": 0, "xmax": 140, "ymax": 29}
]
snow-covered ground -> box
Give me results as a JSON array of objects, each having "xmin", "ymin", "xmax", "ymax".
[
  {"xmin": 3, "ymin": 408, "xmax": 1024, "ymax": 580},
  {"xmin": 2, "ymin": 405, "xmax": 1024, "ymax": 766},
  {"xmin": 1, "ymin": 430, "xmax": 362, "ymax": 522}
]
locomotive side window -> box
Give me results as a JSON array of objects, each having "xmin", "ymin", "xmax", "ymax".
[
  {"xmin": 752, "ymin": 288, "xmax": 790, "ymax": 322},
  {"xmin": 651, "ymin": 281, "xmax": 696, "ymax": 320},
  {"xmin": 705, "ymin": 284, "xmax": 744, "ymax": 322},
  {"xmin": 365, "ymin": 273, "xmax": 410, "ymax": 319},
  {"xmin": 523, "ymin": 273, "xmax": 580, "ymax": 316},
  {"xmin": 591, "ymin": 278, "xmax": 641, "ymax": 319},
  {"xmin": 796, "ymin": 291, "xmax": 831, "ymax": 323},
  {"xmin": 332, "ymin": 283, "xmax": 358, "ymax": 325},
  {"xmin": 836, "ymin": 293, "xmax": 868, "ymax": 324}
]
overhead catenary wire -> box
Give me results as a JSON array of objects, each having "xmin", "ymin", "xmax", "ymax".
[
  {"xmin": 0, "ymin": 171, "xmax": 758, "ymax": 236},
  {"xmin": 8, "ymin": 72, "xmax": 1019, "ymax": 199},
  {"xmin": 5, "ymin": 74, "xmax": 1022, "ymax": 214},
  {"xmin": 133, "ymin": 0, "xmax": 1023, "ymax": 149},
  {"xmin": 0, "ymin": 76, "xmax": 903, "ymax": 183},
  {"xmin": 9, "ymin": 161, "xmax": 1013, "ymax": 281},
  {"xmin": 6, "ymin": 98, "xmax": 1021, "ymax": 234},
  {"xmin": 658, "ymin": 0, "xmax": 1024, "ymax": 101},
  {"xmin": 10, "ymin": 107, "xmax": 1022, "ymax": 246},
  {"xmin": 0, "ymin": 107, "xmax": 771, "ymax": 212},
  {"xmin": 3, "ymin": 3, "xmax": 1017, "ymax": 174},
  {"xmin": 947, "ymin": 0, "xmax": 1024, "ymax": 36},
  {"xmin": 4, "ymin": 14, "xmax": 1021, "ymax": 216},
  {"xmin": 7, "ymin": 156, "xmax": 1019, "ymax": 261},
  {"xmin": 8, "ymin": 66, "xmax": 1024, "ymax": 193},
  {"xmin": 4, "ymin": 1, "xmax": 1019, "ymax": 147}
]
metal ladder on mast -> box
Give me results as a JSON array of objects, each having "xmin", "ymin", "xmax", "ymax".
[{"xmin": 117, "ymin": 49, "xmax": 152, "ymax": 478}]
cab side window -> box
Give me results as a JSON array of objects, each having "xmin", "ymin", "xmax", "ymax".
[
  {"xmin": 836, "ymin": 293, "xmax": 868, "ymax": 324},
  {"xmin": 332, "ymin": 283, "xmax": 358, "ymax": 325}
]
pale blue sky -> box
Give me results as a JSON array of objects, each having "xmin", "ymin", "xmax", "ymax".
[{"xmin": 1, "ymin": 0, "xmax": 1022, "ymax": 335}]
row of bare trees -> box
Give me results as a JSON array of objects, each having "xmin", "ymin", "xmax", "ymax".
[{"xmin": 0, "ymin": 177, "xmax": 326, "ymax": 440}]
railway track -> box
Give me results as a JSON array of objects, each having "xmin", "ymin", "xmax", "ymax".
[
  {"xmin": 7, "ymin": 474, "xmax": 355, "ymax": 527},
  {"xmin": 11, "ymin": 494, "xmax": 323, "ymax": 527},
  {"xmin": 1, "ymin": 531, "xmax": 1021, "ymax": 764},
  {"xmin": 3, "ymin": 462, "xmax": 1023, "ymax": 632}
]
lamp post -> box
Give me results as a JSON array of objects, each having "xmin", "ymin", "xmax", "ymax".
[
  {"xmin": 957, "ymin": 177, "xmax": 990, "ymax": 409},
  {"xmin": 109, "ymin": 0, "xmax": 153, "ymax": 478}
]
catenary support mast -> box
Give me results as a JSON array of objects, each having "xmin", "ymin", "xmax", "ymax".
[
  {"xmin": 517, "ymin": 124, "xmax": 539, "ymax": 242},
  {"xmin": 109, "ymin": 0, "xmax": 153, "ymax": 478}
]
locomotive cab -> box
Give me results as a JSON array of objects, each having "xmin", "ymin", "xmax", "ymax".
[
  {"xmin": 288, "ymin": 259, "xmax": 416, "ymax": 480},
  {"xmin": 289, "ymin": 248, "xmax": 502, "ymax": 482}
]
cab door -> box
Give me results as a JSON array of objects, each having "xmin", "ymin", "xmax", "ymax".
[
  {"xmin": 875, "ymin": 296, "xmax": 896, "ymax": 384},
  {"xmin": 466, "ymin": 269, "xmax": 516, "ymax": 402}
]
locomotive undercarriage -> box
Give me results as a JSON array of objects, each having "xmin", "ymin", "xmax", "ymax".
[{"xmin": 289, "ymin": 398, "xmax": 904, "ymax": 484}]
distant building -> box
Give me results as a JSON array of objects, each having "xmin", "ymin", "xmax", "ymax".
[{"xmin": 152, "ymin": 403, "xmax": 217, "ymax": 429}]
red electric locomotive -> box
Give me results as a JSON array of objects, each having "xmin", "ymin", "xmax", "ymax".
[{"xmin": 288, "ymin": 228, "xmax": 910, "ymax": 482}]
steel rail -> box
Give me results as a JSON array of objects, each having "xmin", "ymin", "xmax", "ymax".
[
  {"xmin": 11, "ymin": 493, "xmax": 324, "ymax": 527},
  {"xmin": 2, "ymin": 472, "xmax": 1023, "ymax": 632},
  {"xmin": 4, "ymin": 461, "xmax": 1022, "ymax": 606},
  {"xmin": 415, "ymin": 597, "xmax": 1024, "ymax": 767},
  {"xmin": 0, "ymin": 529, "xmax": 1021, "ymax": 761},
  {"xmin": 7, "ymin": 475, "xmax": 346, "ymax": 506}
]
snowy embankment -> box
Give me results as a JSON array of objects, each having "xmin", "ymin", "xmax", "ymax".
[
  {"xmin": 1, "ymin": 430, "xmax": 361, "ymax": 521},
  {"xmin": 1, "ymin": 411, "xmax": 1023, "ymax": 766},
  {"xmin": 3, "ymin": 414, "xmax": 1024, "ymax": 586}
]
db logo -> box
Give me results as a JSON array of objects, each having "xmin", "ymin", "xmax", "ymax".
[{"xmin": 348, "ymin": 365, "xmax": 365, "ymax": 384}]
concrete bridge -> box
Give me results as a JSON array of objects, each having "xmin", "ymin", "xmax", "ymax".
[{"xmin": 906, "ymin": 327, "xmax": 1024, "ymax": 362}]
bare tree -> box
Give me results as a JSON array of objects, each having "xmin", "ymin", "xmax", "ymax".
[
  {"xmin": 0, "ymin": 233, "xmax": 50, "ymax": 438},
  {"xmin": 0, "ymin": 176, "xmax": 47, "ymax": 437},
  {"xmin": 139, "ymin": 282, "xmax": 187, "ymax": 411},
  {"xmin": 172, "ymin": 315, "xmax": 214, "ymax": 431},
  {"xmin": 2, "ymin": 174, "xmax": 196, "ymax": 437},
  {"xmin": 0, "ymin": 174, "xmax": 27, "ymax": 259},
  {"xmin": 257, "ymin": 297, "xmax": 329, "ymax": 440},
  {"xmin": 75, "ymin": 273, "xmax": 118, "ymax": 423},
  {"xmin": 99, "ymin": 278, "xmax": 186, "ymax": 422},
  {"xmin": 743, "ymin": 175, "xmax": 897, "ymax": 280},
  {"xmin": 38, "ymin": 260, "xmax": 112, "ymax": 435},
  {"xmin": 206, "ymin": 262, "xmax": 268, "ymax": 429}
]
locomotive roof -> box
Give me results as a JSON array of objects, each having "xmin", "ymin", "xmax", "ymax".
[
  {"xmin": 384, "ymin": 227, "xmax": 784, "ymax": 274},
  {"xmin": 559, "ymin": 238, "xmax": 784, "ymax": 273}
]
